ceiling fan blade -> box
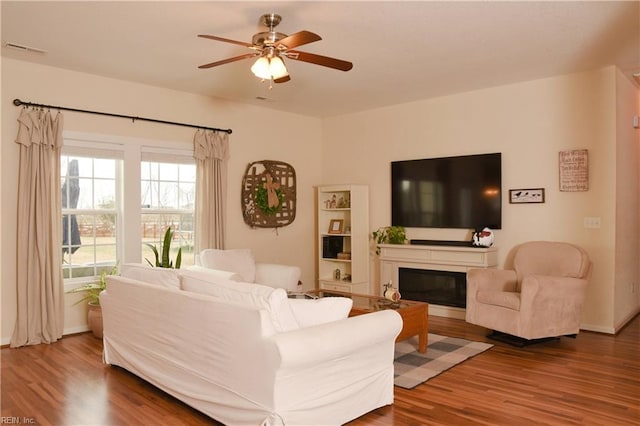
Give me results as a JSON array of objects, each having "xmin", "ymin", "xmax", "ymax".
[
  {"xmin": 286, "ymin": 50, "xmax": 353, "ymax": 71},
  {"xmin": 275, "ymin": 31, "xmax": 321, "ymax": 50},
  {"xmin": 198, "ymin": 34, "xmax": 254, "ymax": 48},
  {"xmin": 274, "ymin": 75, "xmax": 291, "ymax": 84},
  {"xmin": 198, "ymin": 53, "xmax": 258, "ymax": 69}
]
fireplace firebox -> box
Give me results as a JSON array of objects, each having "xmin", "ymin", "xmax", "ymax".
[{"xmin": 398, "ymin": 268, "xmax": 466, "ymax": 308}]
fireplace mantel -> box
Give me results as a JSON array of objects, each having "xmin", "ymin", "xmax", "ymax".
[{"xmin": 378, "ymin": 243, "xmax": 498, "ymax": 319}]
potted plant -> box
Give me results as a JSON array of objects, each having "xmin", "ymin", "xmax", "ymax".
[
  {"xmin": 145, "ymin": 226, "xmax": 182, "ymax": 269},
  {"xmin": 67, "ymin": 263, "xmax": 118, "ymax": 339},
  {"xmin": 372, "ymin": 226, "xmax": 407, "ymax": 254}
]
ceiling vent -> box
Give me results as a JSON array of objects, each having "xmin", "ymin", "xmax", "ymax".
[{"xmin": 3, "ymin": 42, "xmax": 47, "ymax": 54}]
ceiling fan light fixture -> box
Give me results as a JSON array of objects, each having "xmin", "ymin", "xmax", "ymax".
[
  {"xmin": 269, "ymin": 55, "xmax": 288, "ymax": 79},
  {"xmin": 251, "ymin": 56, "xmax": 271, "ymax": 80}
]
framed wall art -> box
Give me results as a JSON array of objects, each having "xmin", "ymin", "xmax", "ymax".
[
  {"xmin": 559, "ymin": 149, "xmax": 588, "ymax": 192},
  {"xmin": 509, "ymin": 188, "xmax": 545, "ymax": 204},
  {"xmin": 328, "ymin": 219, "xmax": 344, "ymax": 234}
]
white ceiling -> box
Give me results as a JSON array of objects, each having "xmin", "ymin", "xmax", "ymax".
[{"xmin": 2, "ymin": 1, "xmax": 639, "ymax": 118}]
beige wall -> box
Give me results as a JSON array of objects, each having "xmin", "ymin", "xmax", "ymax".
[
  {"xmin": 323, "ymin": 66, "xmax": 639, "ymax": 333},
  {"xmin": 614, "ymin": 68, "xmax": 640, "ymax": 329},
  {"xmin": 1, "ymin": 58, "xmax": 323, "ymax": 344},
  {"xmin": 2, "ymin": 59, "xmax": 638, "ymax": 343}
]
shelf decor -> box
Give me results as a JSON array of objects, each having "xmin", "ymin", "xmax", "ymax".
[
  {"xmin": 328, "ymin": 219, "xmax": 344, "ymax": 234},
  {"xmin": 242, "ymin": 160, "xmax": 296, "ymax": 228}
]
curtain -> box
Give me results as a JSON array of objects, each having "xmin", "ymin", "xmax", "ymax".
[
  {"xmin": 193, "ymin": 129, "xmax": 229, "ymax": 252},
  {"xmin": 11, "ymin": 108, "xmax": 65, "ymax": 347}
]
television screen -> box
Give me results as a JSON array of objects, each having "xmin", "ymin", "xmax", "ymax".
[{"xmin": 391, "ymin": 153, "xmax": 501, "ymax": 229}]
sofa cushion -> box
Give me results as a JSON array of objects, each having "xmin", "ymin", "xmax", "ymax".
[
  {"xmin": 120, "ymin": 263, "xmax": 180, "ymax": 289},
  {"xmin": 184, "ymin": 264, "xmax": 243, "ymax": 282},
  {"xmin": 179, "ymin": 270, "xmax": 299, "ymax": 332},
  {"xmin": 288, "ymin": 297, "xmax": 353, "ymax": 328},
  {"xmin": 198, "ymin": 249, "xmax": 256, "ymax": 283}
]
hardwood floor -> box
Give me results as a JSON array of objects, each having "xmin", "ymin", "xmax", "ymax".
[{"xmin": 2, "ymin": 314, "xmax": 639, "ymax": 425}]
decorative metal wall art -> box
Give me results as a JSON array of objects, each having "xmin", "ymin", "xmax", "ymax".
[{"xmin": 241, "ymin": 160, "xmax": 297, "ymax": 228}]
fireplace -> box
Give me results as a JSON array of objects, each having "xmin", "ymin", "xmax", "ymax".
[
  {"xmin": 399, "ymin": 268, "xmax": 466, "ymax": 308},
  {"xmin": 377, "ymin": 243, "xmax": 497, "ymax": 318}
]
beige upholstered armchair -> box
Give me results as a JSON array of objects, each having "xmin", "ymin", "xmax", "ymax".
[{"xmin": 466, "ymin": 241, "xmax": 591, "ymax": 344}]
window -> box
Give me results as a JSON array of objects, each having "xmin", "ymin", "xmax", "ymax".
[
  {"xmin": 61, "ymin": 154, "xmax": 119, "ymax": 281},
  {"xmin": 141, "ymin": 160, "xmax": 196, "ymax": 266},
  {"xmin": 61, "ymin": 134, "xmax": 197, "ymax": 283}
]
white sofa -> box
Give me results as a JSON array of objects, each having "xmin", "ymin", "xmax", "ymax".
[
  {"xmin": 101, "ymin": 264, "xmax": 402, "ymax": 425},
  {"xmin": 195, "ymin": 248, "xmax": 302, "ymax": 292}
]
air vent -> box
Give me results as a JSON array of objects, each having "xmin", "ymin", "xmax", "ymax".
[{"xmin": 3, "ymin": 42, "xmax": 47, "ymax": 54}]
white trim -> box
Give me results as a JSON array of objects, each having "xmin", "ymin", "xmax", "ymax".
[
  {"xmin": 1, "ymin": 325, "xmax": 90, "ymax": 346},
  {"xmin": 429, "ymin": 305, "xmax": 466, "ymax": 320},
  {"xmin": 614, "ymin": 307, "xmax": 640, "ymax": 333},
  {"xmin": 580, "ymin": 323, "xmax": 615, "ymax": 334}
]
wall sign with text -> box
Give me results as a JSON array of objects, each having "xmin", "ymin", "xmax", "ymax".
[{"xmin": 559, "ymin": 149, "xmax": 588, "ymax": 192}]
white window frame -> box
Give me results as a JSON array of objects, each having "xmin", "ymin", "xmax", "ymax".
[{"xmin": 62, "ymin": 132, "xmax": 195, "ymax": 287}]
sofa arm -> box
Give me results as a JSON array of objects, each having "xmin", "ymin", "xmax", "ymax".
[
  {"xmin": 270, "ymin": 310, "xmax": 402, "ymax": 369},
  {"xmin": 288, "ymin": 297, "xmax": 353, "ymax": 328},
  {"xmin": 255, "ymin": 263, "xmax": 301, "ymax": 292}
]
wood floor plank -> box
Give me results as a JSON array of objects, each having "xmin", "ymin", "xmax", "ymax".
[{"xmin": 2, "ymin": 314, "xmax": 638, "ymax": 425}]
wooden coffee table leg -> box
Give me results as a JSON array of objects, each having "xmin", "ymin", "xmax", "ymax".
[
  {"xmin": 418, "ymin": 329, "xmax": 428, "ymax": 353},
  {"xmin": 418, "ymin": 306, "xmax": 428, "ymax": 353}
]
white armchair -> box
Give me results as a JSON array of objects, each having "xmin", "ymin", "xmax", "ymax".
[{"xmin": 193, "ymin": 248, "xmax": 302, "ymax": 292}]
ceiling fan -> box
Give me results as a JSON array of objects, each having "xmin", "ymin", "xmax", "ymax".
[{"xmin": 198, "ymin": 13, "xmax": 353, "ymax": 84}]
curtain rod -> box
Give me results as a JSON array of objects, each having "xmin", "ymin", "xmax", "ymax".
[{"xmin": 13, "ymin": 98, "xmax": 232, "ymax": 134}]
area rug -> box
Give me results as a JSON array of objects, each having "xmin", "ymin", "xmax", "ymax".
[{"xmin": 394, "ymin": 333, "xmax": 493, "ymax": 389}]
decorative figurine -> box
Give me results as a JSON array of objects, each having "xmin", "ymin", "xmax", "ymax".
[
  {"xmin": 383, "ymin": 281, "xmax": 401, "ymax": 302},
  {"xmin": 472, "ymin": 227, "xmax": 494, "ymax": 247}
]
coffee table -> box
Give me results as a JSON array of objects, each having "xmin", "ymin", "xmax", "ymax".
[{"xmin": 306, "ymin": 290, "xmax": 429, "ymax": 353}]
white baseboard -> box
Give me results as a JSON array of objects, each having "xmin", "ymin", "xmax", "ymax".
[
  {"xmin": 1, "ymin": 325, "xmax": 90, "ymax": 347},
  {"xmin": 428, "ymin": 305, "xmax": 466, "ymax": 320},
  {"xmin": 580, "ymin": 307, "xmax": 640, "ymax": 335},
  {"xmin": 64, "ymin": 325, "xmax": 90, "ymax": 335},
  {"xmin": 580, "ymin": 323, "xmax": 615, "ymax": 334},
  {"xmin": 614, "ymin": 307, "xmax": 640, "ymax": 333}
]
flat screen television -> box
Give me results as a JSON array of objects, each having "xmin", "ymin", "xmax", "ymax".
[{"xmin": 391, "ymin": 153, "xmax": 502, "ymax": 229}]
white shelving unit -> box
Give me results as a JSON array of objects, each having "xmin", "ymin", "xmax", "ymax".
[{"xmin": 316, "ymin": 185, "xmax": 369, "ymax": 294}]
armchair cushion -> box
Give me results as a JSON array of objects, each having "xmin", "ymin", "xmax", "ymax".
[
  {"xmin": 184, "ymin": 264, "xmax": 243, "ymax": 282},
  {"xmin": 198, "ymin": 248, "xmax": 256, "ymax": 282},
  {"xmin": 255, "ymin": 263, "xmax": 301, "ymax": 291},
  {"xmin": 476, "ymin": 290, "xmax": 521, "ymax": 311}
]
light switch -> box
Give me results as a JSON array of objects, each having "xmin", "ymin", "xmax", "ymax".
[{"xmin": 583, "ymin": 217, "xmax": 601, "ymax": 229}]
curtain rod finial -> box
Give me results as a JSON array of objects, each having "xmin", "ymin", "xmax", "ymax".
[{"xmin": 13, "ymin": 99, "xmax": 23, "ymax": 106}]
